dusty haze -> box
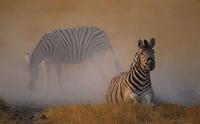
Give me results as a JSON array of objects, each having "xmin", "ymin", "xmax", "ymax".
[{"xmin": 0, "ymin": 0, "xmax": 200, "ymax": 106}]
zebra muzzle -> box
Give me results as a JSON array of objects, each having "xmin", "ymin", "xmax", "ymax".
[{"xmin": 147, "ymin": 58, "xmax": 155, "ymax": 70}]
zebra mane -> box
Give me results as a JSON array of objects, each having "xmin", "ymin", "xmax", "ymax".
[
  {"xmin": 129, "ymin": 51, "xmax": 140, "ymax": 70},
  {"xmin": 134, "ymin": 51, "xmax": 141, "ymax": 64}
]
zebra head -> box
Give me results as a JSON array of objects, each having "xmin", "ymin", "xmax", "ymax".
[{"xmin": 135, "ymin": 38, "xmax": 156, "ymax": 71}]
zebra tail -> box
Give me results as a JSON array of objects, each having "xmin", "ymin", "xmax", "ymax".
[{"xmin": 108, "ymin": 43, "xmax": 123, "ymax": 73}]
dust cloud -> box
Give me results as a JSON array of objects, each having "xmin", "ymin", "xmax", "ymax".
[{"xmin": 0, "ymin": 0, "xmax": 200, "ymax": 106}]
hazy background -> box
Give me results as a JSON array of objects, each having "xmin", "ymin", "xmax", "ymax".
[{"xmin": 0, "ymin": 0, "xmax": 200, "ymax": 106}]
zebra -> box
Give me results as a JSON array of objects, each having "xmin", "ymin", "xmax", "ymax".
[
  {"xmin": 106, "ymin": 38, "xmax": 156, "ymax": 105},
  {"xmin": 25, "ymin": 52, "xmax": 52, "ymax": 92},
  {"xmin": 27, "ymin": 26, "xmax": 122, "ymax": 93}
]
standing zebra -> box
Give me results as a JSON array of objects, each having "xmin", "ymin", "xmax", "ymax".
[
  {"xmin": 106, "ymin": 38, "xmax": 156, "ymax": 105},
  {"xmin": 27, "ymin": 26, "xmax": 122, "ymax": 93}
]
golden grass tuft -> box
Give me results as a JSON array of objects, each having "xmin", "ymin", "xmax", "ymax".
[
  {"xmin": 38, "ymin": 103, "xmax": 200, "ymax": 124},
  {"xmin": 0, "ymin": 97, "xmax": 200, "ymax": 124},
  {"xmin": 187, "ymin": 105, "xmax": 200, "ymax": 124}
]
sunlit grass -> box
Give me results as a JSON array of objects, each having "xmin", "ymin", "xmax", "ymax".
[
  {"xmin": 38, "ymin": 103, "xmax": 200, "ymax": 124},
  {"xmin": 0, "ymin": 96, "xmax": 200, "ymax": 124}
]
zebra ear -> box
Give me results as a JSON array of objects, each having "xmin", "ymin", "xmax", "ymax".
[
  {"xmin": 149, "ymin": 38, "xmax": 155, "ymax": 48},
  {"xmin": 138, "ymin": 39, "xmax": 143, "ymax": 49}
]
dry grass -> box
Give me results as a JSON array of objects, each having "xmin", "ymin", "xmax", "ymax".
[
  {"xmin": 38, "ymin": 103, "xmax": 200, "ymax": 124},
  {"xmin": 0, "ymin": 96, "xmax": 200, "ymax": 124},
  {"xmin": 0, "ymin": 97, "xmax": 16, "ymax": 124}
]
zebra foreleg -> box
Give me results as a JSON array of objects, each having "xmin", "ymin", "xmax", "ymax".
[
  {"xmin": 143, "ymin": 90, "xmax": 155, "ymax": 106},
  {"xmin": 129, "ymin": 92, "xmax": 139, "ymax": 104},
  {"xmin": 124, "ymin": 90, "xmax": 138, "ymax": 104},
  {"xmin": 55, "ymin": 63, "xmax": 62, "ymax": 94}
]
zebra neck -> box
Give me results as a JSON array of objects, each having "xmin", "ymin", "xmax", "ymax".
[
  {"xmin": 30, "ymin": 50, "xmax": 44, "ymax": 67},
  {"xmin": 127, "ymin": 63, "xmax": 151, "ymax": 96},
  {"xmin": 130, "ymin": 64, "xmax": 150, "ymax": 84},
  {"xmin": 134, "ymin": 61, "xmax": 150, "ymax": 79}
]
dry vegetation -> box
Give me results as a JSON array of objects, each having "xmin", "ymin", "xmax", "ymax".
[
  {"xmin": 0, "ymin": 97, "xmax": 200, "ymax": 124},
  {"xmin": 0, "ymin": 97, "xmax": 16, "ymax": 124},
  {"xmin": 38, "ymin": 103, "xmax": 200, "ymax": 124}
]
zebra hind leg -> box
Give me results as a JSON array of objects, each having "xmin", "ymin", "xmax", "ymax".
[
  {"xmin": 43, "ymin": 61, "xmax": 51, "ymax": 97},
  {"xmin": 91, "ymin": 53, "xmax": 107, "ymax": 83}
]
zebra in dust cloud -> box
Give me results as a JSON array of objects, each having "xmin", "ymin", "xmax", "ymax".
[
  {"xmin": 27, "ymin": 26, "xmax": 122, "ymax": 93},
  {"xmin": 106, "ymin": 38, "xmax": 156, "ymax": 105}
]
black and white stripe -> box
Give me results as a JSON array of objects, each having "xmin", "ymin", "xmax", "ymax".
[
  {"xmin": 28, "ymin": 26, "xmax": 122, "ymax": 90},
  {"xmin": 106, "ymin": 38, "xmax": 156, "ymax": 104}
]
